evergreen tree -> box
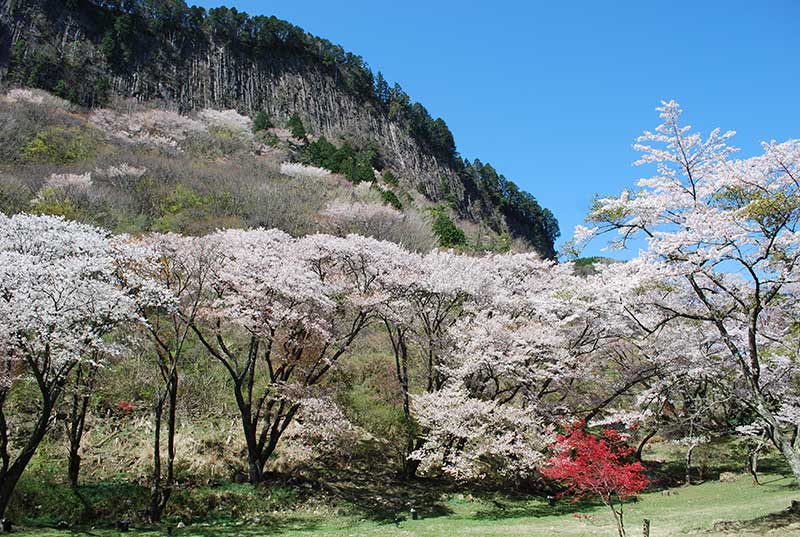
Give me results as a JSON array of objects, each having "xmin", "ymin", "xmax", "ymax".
[
  {"xmin": 252, "ymin": 111, "xmax": 272, "ymax": 132},
  {"xmin": 287, "ymin": 113, "xmax": 307, "ymax": 140},
  {"xmin": 374, "ymin": 71, "xmax": 390, "ymax": 105},
  {"xmin": 431, "ymin": 206, "xmax": 466, "ymax": 248}
]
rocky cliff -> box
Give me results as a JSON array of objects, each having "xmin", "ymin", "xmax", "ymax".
[{"xmin": 0, "ymin": 0, "xmax": 559, "ymax": 256}]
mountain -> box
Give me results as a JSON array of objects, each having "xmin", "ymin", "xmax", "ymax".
[{"xmin": 0, "ymin": 0, "xmax": 559, "ymax": 256}]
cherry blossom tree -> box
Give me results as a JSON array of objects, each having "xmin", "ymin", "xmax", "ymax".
[
  {"xmin": 736, "ymin": 422, "xmax": 770, "ymax": 484},
  {"xmin": 577, "ymin": 101, "xmax": 800, "ymax": 479},
  {"xmin": 185, "ymin": 230, "xmax": 405, "ymax": 483},
  {"xmin": 411, "ymin": 386, "xmax": 549, "ymax": 480},
  {"xmin": 379, "ymin": 249, "xmax": 497, "ymax": 477},
  {"xmin": 0, "ymin": 214, "xmax": 136, "ymax": 517},
  {"xmin": 113, "ymin": 232, "xmax": 214, "ymax": 521},
  {"xmin": 280, "ymin": 396, "xmax": 368, "ymax": 474},
  {"xmin": 543, "ymin": 422, "xmax": 648, "ymax": 537},
  {"xmin": 408, "ymin": 254, "xmax": 641, "ymax": 480}
]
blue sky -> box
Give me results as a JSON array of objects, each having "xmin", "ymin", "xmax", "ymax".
[{"xmin": 194, "ymin": 0, "xmax": 799, "ymax": 257}]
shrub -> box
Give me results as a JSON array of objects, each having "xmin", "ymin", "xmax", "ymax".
[
  {"xmin": 491, "ymin": 233, "xmax": 513, "ymax": 253},
  {"xmin": 21, "ymin": 126, "xmax": 97, "ymax": 164},
  {"xmin": 0, "ymin": 176, "xmax": 33, "ymax": 214},
  {"xmin": 302, "ymin": 137, "xmax": 377, "ymax": 183},
  {"xmin": 287, "ymin": 113, "xmax": 307, "ymax": 139},
  {"xmin": 252, "ymin": 110, "xmax": 272, "ymax": 132},
  {"xmin": 320, "ymin": 200, "xmax": 435, "ymax": 250},
  {"xmin": 183, "ymin": 130, "xmax": 251, "ymax": 160},
  {"xmin": 382, "ymin": 170, "xmax": 399, "ymax": 186},
  {"xmin": 378, "ymin": 188, "xmax": 403, "ymax": 210},
  {"xmin": 280, "ymin": 397, "xmax": 367, "ymax": 475},
  {"xmin": 543, "ymin": 422, "xmax": 648, "ymax": 537},
  {"xmin": 90, "ymin": 108, "xmax": 207, "ymax": 150},
  {"xmin": 2, "ymin": 88, "xmax": 71, "ymax": 109},
  {"xmin": 347, "ymin": 159, "xmax": 375, "ymax": 184},
  {"xmin": 197, "ymin": 109, "xmax": 253, "ymax": 139},
  {"xmin": 30, "ymin": 187, "xmax": 84, "ymax": 220},
  {"xmin": 152, "ymin": 184, "xmax": 240, "ymax": 234},
  {"xmin": 280, "ymin": 162, "xmax": 332, "ymax": 180},
  {"xmin": 261, "ymin": 131, "xmax": 279, "ymax": 147}
]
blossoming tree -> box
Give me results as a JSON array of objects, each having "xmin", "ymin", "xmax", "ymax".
[
  {"xmin": 114, "ymin": 232, "xmax": 214, "ymax": 521},
  {"xmin": 409, "ymin": 253, "xmax": 650, "ymax": 480},
  {"xmin": 184, "ymin": 230, "xmax": 406, "ymax": 483},
  {"xmin": 577, "ymin": 101, "xmax": 800, "ymax": 478},
  {"xmin": 0, "ymin": 214, "xmax": 136, "ymax": 517}
]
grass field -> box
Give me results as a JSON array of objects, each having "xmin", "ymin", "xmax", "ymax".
[{"xmin": 11, "ymin": 474, "xmax": 800, "ymax": 536}]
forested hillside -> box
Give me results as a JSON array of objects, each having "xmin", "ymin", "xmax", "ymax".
[{"xmin": 0, "ymin": 0, "xmax": 559, "ymax": 256}]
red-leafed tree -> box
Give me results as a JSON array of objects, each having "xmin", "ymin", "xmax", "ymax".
[{"xmin": 543, "ymin": 421, "xmax": 648, "ymax": 537}]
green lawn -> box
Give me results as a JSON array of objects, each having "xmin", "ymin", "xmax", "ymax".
[{"xmin": 12, "ymin": 474, "xmax": 800, "ymax": 536}]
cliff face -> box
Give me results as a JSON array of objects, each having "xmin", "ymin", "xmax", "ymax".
[{"xmin": 0, "ymin": 0, "xmax": 558, "ymax": 257}]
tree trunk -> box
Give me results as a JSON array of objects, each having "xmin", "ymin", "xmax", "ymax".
[
  {"xmin": 385, "ymin": 321, "xmax": 422, "ymax": 480},
  {"xmin": 67, "ymin": 442, "xmax": 81, "ymax": 488},
  {"xmin": 635, "ymin": 429, "xmax": 657, "ymax": 462},
  {"xmin": 609, "ymin": 503, "xmax": 626, "ymax": 537},
  {"xmin": 149, "ymin": 392, "xmax": 165, "ymax": 523},
  {"xmin": 0, "ymin": 396, "xmax": 56, "ymax": 518},
  {"xmin": 403, "ymin": 438, "xmax": 424, "ymax": 480},
  {"xmin": 66, "ymin": 363, "xmax": 98, "ymax": 488},
  {"xmin": 0, "ymin": 462, "xmax": 26, "ymax": 520},
  {"xmin": 233, "ymin": 386, "xmax": 264, "ymax": 485},
  {"xmin": 685, "ymin": 444, "xmax": 696, "ymax": 485},
  {"xmin": 161, "ymin": 373, "xmax": 178, "ymax": 513},
  {"xmin": 754, "ymin": 397, "xmax": 800, "ymax": 481},
  {"xmin": 748, "ymin": 448, "xmax": 760, "ymax": 485},
  {"xmin": 148, "ymin": 370, "xmax": 178, "ymax": 522}
]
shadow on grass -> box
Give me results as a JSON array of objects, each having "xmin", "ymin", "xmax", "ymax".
[
  {"xmin": 9, "ymin": 480, "xmax": 148, "ymax": 527},
  {"xmin": 472, "ymin": 495, "xmax": 605, "ymax": 521},
  {"xmin": 169, "ymin": 516, "xmax": 323, "ymax": 536},
  {"xmin": 712, "ymin": 502, "xmax": 800, "ymax": 534},
  {"xmin": 644, "ymin": 454, "xmax": 794, "ymax": 491},
  {"xmin": 317, "ymin": 472, "xmax": 454, "ymax": 522}
]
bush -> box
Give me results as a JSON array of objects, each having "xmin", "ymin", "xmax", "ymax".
[
  {"xmin": 252, "ymin": 110, "xmax": 272, "ymax": 132},
  {"xmin": 153, "ymin": 184, "xmax": 243, "ymax": 234},
  {"xmin": 21, "ymin": 125, "xmax": 97, "ymax": 164},
  {"xmin": 382, "ymin": 170, "xmax": 399, "ymax": 186},
  {"xmin": 0, "ymin": 100, "xmax": 62, "ymax": 163},
  {"xmin": 30, "ymin": 187, "xmax": 85, "ymax": 220},
  {"xmin": 183, "ymin": 130, "xmax": 250, "ymax": 160},
  {"xmin": 378, "ymin": 188, "xmax": 403, "ymax": 210},
  {"xmin": 287, "ymin": 113, "xmax": 307, "ymax": 139},
  {"xmin": 0, "ymin": 177, "xmax": 33, "ymax": 214},
  {"xmin": 303, "ymin": 136, "xmax": 376, "ymax": 183}
]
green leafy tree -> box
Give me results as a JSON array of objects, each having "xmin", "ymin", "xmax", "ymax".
[
  {"xmin": 287, "ymin": 113, "xmax": 307, "ymax": 139},
  {"xmin": 431, "ymin": 206, "xmax": 466, "ymax": 248},
  {"xmin": 374, "ymin": 71, "xmax": 390, "ymax": 104},
  {"xmin": 252, "ymin": 111, "xmax": 272, "ymax": 132}
]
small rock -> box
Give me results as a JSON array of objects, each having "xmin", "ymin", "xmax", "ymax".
[{"xmin": 176, "ymin": 521, "xmax": 185, "ymax": 529}]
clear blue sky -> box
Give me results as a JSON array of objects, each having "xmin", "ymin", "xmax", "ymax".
[{"xmin": 194, "ymin": 0, "xmax": 799, "ymax": 257}]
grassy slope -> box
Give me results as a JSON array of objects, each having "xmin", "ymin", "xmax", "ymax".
[{"xmin": 14, "ymin": 474, "xmax": 800, "ymax": 536}]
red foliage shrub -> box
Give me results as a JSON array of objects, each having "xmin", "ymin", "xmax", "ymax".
[
  {"xmin": 543, "ymin": 421, "xmax": 648, "ymax": 537},
  {"xmin": 115, "ymin": 401, "xmax": 135, "ymax": 414}
]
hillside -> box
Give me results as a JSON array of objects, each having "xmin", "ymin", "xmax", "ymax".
[{"xmin": 0, "ymin": 0, "xmax": 559, "ymax": 256}]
